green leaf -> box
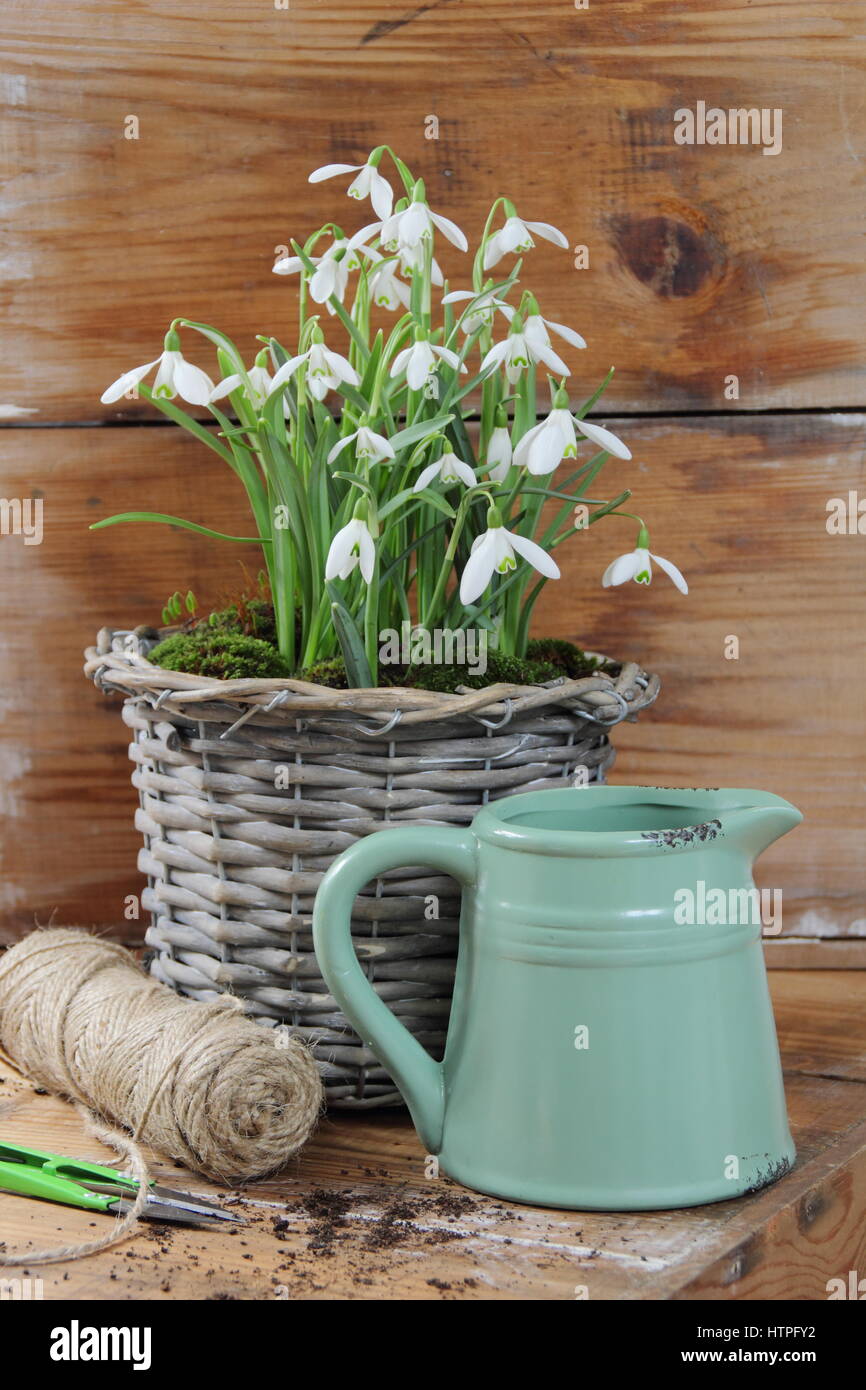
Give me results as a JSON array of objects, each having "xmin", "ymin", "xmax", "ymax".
[
  {"xmin": 388, "ymin": 412, "xmax": 454, "ymax": 452},
  {"xmin": 359, "ymin": 331, "xmax": 384, "ymax": 400},
  {"xmin": 332, "ymin": 471, "xmax": 376, "ymax": 501},
  {"xmin": 576, "ymin": 366, "xmax": 615, "ymax": 420},
  {"xmin": 447, "ymin": 362, "xmax": 499, "ymax": 406},
  {"xmin": 327, "ymin": 588, "xmax": 373, "ymax": 687},
  {"xmin": 390, "ymin": 152, "xmax": 416, "ymax": 196},
  {"xmin": 379, "ymin": 486, "xmax": 456, "ymax": 522},
  {"xmin": 335, "ymin": 382, "xmax": 372, "ymax": 415},
  {"xmin": 90, "ymin": 512, "xmax": 267, "ymax": 543},
  {"xmin": 179, "ymin": 320, "xmax": 246, "ymax": 375},
  {"xmin": 379, "ymin": 517, "xmax": 449, "ymax": 583},
  {"xmin": 138, "ymin": 387, "xmax": 236, "ymax": 466}
]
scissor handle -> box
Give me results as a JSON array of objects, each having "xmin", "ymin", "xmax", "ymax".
[
  {"xmin": 0, "ymin": 1140, "xmax": 138, "ymax": 1186},
  {"xmin": 0, "ymin": 1157, "xmax": 118, "ymax": 1212}
]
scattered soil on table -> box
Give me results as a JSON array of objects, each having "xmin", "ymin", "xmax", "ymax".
[{"xmin": 297, "ymin": 1184, "xmax": 477, "ymax": 1258}]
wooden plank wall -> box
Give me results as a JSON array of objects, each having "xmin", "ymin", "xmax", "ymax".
[{"xmin": 1, "ymin": 2, "xmax": 864, "ymax": 950}]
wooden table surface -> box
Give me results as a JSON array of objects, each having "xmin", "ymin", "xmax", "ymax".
[{"xmin": 1, "ymin": 970, "xmax": 864, "ymax": 1301}]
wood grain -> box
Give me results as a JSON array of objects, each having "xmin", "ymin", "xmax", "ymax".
[
  {"xmin": 1, "ymin": 2, "xmax": 864, "ymax": 420},
  {"xmin": 0, "ymin": 971, "xmax": 863, "ymax": 1300},
  {"xmin": 0, "ymin": 412, "xmax": 862, "ymax": 943}
]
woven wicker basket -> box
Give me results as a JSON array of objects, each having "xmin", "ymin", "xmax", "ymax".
[{"xmin": 85, "ymin": 631, "xmax": 659, "ymax": 1108}]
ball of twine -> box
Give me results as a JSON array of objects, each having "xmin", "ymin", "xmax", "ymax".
[{"xmin": 0, "ymin": 928, "xmax": 323, "ymax": 1188}]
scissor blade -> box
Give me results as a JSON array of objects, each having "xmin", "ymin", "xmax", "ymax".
[
  {"xmin": 84, "ymin": 1179, "xmax": 245, "ymax": 1226},
  {"xmin": 151, "ymin": 1183, "xmax": 243, "ymax": 1220},
  {"xmin": 107, "ymin": 1193, "xmax": 243, "ymax": 1229}
]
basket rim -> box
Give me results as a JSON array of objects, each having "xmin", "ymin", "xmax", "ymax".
[{"xmin": 84, "ymin": 629, "xmax": 660, "ymax": 730}]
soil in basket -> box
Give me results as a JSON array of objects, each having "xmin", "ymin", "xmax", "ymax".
[{"xmin": 147, "ymin": 602, "xmax": 613, "ymax": 692}]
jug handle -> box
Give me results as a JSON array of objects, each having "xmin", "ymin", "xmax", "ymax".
[{"xmin": 313, "ymin": 825, "xmax": 476, "ymax": 1154}]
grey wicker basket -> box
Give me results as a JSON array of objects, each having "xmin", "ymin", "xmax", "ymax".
[{"xmin": 85, "ymin": 632, "xmax": 659, "ymax": 1107}]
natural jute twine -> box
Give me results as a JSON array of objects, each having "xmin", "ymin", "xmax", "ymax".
[{"xmin": 0, "ymin": 929, "xmax": 322, "ymax": 1265}]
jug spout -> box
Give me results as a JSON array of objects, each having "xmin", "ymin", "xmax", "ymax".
[{"xmin": 723, "ymin": 791, "xmax": 803, "ymax": 861}]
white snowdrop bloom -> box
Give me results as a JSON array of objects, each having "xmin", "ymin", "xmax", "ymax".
[
  {"xmin": 413, "ymin": 451, "xmax": 476, "ymax": 492},
  {"xmin": 483, "ymin": 215, "xmax": 568, "ymax": 269},
  {"xmin": 325, "ymin": 517, "xmax": 376, "ymax": 584},
  {"xmin": 368, "ymin": 258, "xmax": 411, "ymax": 310},
  {"xmin": 459, "ymin": 521, "xmax": 560, "ymax": 604},
  {"xmin": 514, "ymin": 408, "xmax": 579, "ymax": 476},
  {"xmin": 273, "ymin": 236, "xmax": 369, "ymax": 310},
  {"xmin": 519, "ymin": 311, "xmax": 586, "ymax": 354},
  {"xmin": 486, "ymin": 425, "xmax": 513, "ymax": 483},
  {"xmin": 389, "ymin": 339, "xmax": 466, "ymax": 391},
  {"xmin": 308, "ymin": 159, "xmax": 394, "ymax": 219},
  {"xmin": 268, "ymin": 341, "xmax": 360, "ymax": 403},
  {"xmin": 210, "ymin": 359, "xmax": 276, "ymax": 409},
  {"xmin": 514, "ymin": 407, "xmax": 631, "ymax": 475},
  {"xmin": 101, "ymin": 344, "xmax": 214, "ymax": 407},
  {"xmin": 328, "ymin": 426, "xmax": 396, "ymax": 467},
  {"xmin": 442, "ymin": 288, "xmax": 510, "ymax": 335},
  {"xmin": 602, "ymin": 546, "xmax": 688, "ymax": 594},
  {"xmin": 480, "ymin": 326, "xmax": 569, "ymax": 385},
  {"xmin": 374, "ymin": 200, "xmax": 468, "ymax": 254},
  {"xmin": 397, "ymin": 242, "xmax": 445, "ymax": 284}
]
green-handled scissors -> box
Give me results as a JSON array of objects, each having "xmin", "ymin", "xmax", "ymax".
[{"xmin": 0, "ymin": 1141, "xmax": 245, "ymax": 1228}]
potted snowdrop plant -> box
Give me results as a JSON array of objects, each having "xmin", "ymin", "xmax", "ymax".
[{"xmin": 87, "ymin": 147, "xmax": 685, "ymax": 1106}]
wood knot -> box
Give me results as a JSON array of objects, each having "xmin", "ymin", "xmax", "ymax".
[{"xmin": 610, "ymin": 214, "xmax": 722, "ymax": 299}]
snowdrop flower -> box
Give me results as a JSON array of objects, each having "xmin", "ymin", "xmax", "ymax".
[
  {"xmin": 397, "ymin": 243, "xmax": 445, "ymax": 284},
  {"xmin": 101, "ymin": 330, "xmax": 214, "ymax": 406},
  {"xmin": 328, "ymin": 425, "xmax": 395, "ymax": 467},
  {"xmin": 268, "ymin": 338, "xmax": 360, "ymax": 403},
  {"xmin": 573, "ymin": 415, "xmax": 632, "ymax": 460},
  {"xmin": 355, "ymin": 192, "xmax": 468, "ymax": 255},
  {"xmin": 514, "ymin": 408, "xmax": 578, "ymax": 476},
  {"xmin": 361, "ymin": 243, "xmax": 442, "ymax": 309},
  {"xmin": 483, "ymin": 214, "xmax": 568, "ymax": 270},
  {"xmin": 486, "ymin": 410, "xmax": 513, "ymax": 483},
  {"xmin": 308, "ymin": 159, "xmax": 394, "ymax": 220},
  {"xmin": 480, "ymin": 315, "xmax": 570, "ymax": 385},
  {"xmin": 389, "ymin": 336, "xmax": 466, "ymax": 391},
  {"xmin": 602, "ymin": 531, "xmax": 688, "ymax": 594},
  {"xmin": 501, "ymin": 305, "xmax": 586, "ymax": 354},
  {"xmin": 413, "ymin": 451, "xmax": 476, "ymax": 492},
  {"xmin": 325, "ymin": 516, "xmax": 376, "ymax": 584},
  {"xmin": 460, "ymin": 511, "xmax": 560, "ymax": 604},
  {"xmin": 442, "ymin": 287, "xmax": 510, "ymax": 335},
  {"xmin": 368, "ymin": 258, "xmax": 411, "ymax": 310},
  {"xmin": 514, "ymin": 394, "xmax": 631, "ymax": 475},
  {"xmin": 384, "ymin": 199, "xmax": 468, "ymax": 253},
  {"xmin": 210, "ymin": 350, "xmax": 284, "ymax": 412},
  {"xmin": 273, "ymin": 236, "xmax": 368, "ymax": 309}
]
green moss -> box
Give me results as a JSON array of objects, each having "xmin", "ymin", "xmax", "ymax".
[
  {"xmin": 150, "ymin": 615, "xmax": 602, "ymax": 691},
  {"xmin": 149, "ymin": 630, "xmax": 292, "ymax": 680},
  {"xmin": 408, "ymin": 651, "xmax": 560, "ymax": 692},
  {"xmin": 299, "ymin": 657, "xmax": 351, "ymax": 689},
  {"xmin": 298, "ymin": 650, "xmax": 564, "ymax": 692},
  {"xmin": 204, "ymin": 598, "xmax": 278, "ymax": 645},
  {"xmin": 525, "ymin": 637, "xmax": 600, "ymax": 678}
]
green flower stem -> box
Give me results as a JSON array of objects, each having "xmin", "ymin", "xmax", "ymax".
[
  {"xmin": 421, "ymin": 488, "xmax": 488, "ymax": 627},
  {"xmin": 472, "ymin": 197, "xmax": 510, "ymax": 293},
  {"xmin": 363, "ymin": 550, "xmax": 380, "ymax": 682}
]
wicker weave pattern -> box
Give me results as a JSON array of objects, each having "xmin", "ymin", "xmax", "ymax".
[{"xmin": 85, "ymin": 640, "xmax": 659, "ymax": 1107}]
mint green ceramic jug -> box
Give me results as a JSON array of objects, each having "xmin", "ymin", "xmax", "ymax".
[{"xmin": 312, "ymin": 786, "xmax": 802, "ymax": 1210}]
